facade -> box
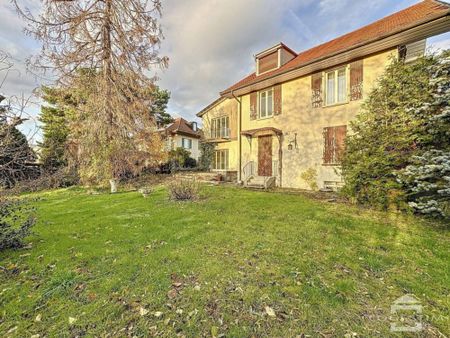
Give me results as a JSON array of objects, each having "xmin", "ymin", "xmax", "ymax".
[
  {"xmin": 163, "ymin": 118, "xmax": 202, "ymax": 161},
  {"xmin": 197, "ymin": 0, "xmax": 450, "ymax": 190}
]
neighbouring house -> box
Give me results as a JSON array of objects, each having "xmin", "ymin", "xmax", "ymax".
[
  {"xmin": 197, "ymin": 0, "xmax": 450, "ymax": 190},
  {"xmin": 162, "ymin": 117, "xmax": 202, "ymax": 161}
]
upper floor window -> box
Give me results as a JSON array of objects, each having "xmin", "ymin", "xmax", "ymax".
[
  {"xmin": 259, "ymin": 89, "xmax": 273, "ymax": 118},
  {"xmin": 211, "ymin": 116, "xmax": 229, "ymax": 139},
  {"xmin": 182, "ymin": 138, "xmax": 192, "ymax": 149},
  {"xmin": 325, "ymin": 67, "xmax": 347, "ymax": 106}
]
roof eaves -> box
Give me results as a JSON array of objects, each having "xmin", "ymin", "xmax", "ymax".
[
  {"xmin": 221, "ymin": 3, "xmax": 450, "ymax": 96},
  {"xmin": 196, "ymin": 97, "xmax": 227, "ymax": 117}
]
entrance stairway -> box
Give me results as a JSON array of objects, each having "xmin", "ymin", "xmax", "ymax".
[
  {"xmin": 243, "ymin": 161, "xmax": 277, "ymax": 190},
  {"xmin": 246, "ymin": 176, "xmax": 277, "ymax": 190}
]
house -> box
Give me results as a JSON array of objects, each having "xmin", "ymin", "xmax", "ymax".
[
  {"xmin": 197, "ymin": 0, "xmax": 450, "ymax": 190},
  {"xmin": 163, "ymin": 117, "xmax": 202, "ymax": 161}
]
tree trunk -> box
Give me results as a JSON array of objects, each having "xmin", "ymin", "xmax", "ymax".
[
  {"xmin": 103, "ymin": 0, "xmax": 116, "ymax": 187},
  {"xmin": 109, "ymin": 179, "xmax": 118, "ymax": 193}
]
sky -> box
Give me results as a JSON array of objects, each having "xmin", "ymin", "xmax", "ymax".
[{"xmin": 1, "ymin": 0, "xmax": 450, "ymax": 142}]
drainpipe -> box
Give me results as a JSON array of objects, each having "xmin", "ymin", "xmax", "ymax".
[{"xmin": 231, "ymin": 90, "xmax": 242, "ymax": 183}]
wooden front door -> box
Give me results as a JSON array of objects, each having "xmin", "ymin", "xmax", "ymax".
[{"xmin": 258, "ymin": 136, "xmax": 273, "ymax": 176}]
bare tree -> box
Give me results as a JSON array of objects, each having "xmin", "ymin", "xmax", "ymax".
[
  {"xmin": 14, "ymin": 0, "xmax": 169, "ymax": 192},
  {"xmin": 0, "ymin": 51, "xmax": 38, "ymax": 188}
]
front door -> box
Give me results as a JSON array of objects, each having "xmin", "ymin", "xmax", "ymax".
[{"xmin": 258, "ymin": 135, "xmax": 273, "ymax": 176}]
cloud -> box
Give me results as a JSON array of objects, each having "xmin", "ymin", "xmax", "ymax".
[
  {"xmin": 158, "ymin": 0, "xmax": 316, "ymax": 121},
  {"xmin": 157, "ymin": 0, "xmax": 422, "ymax": 122},
  {"xmin": 1, "ymin": 0, "xmax": 449, "ymax": 138}
]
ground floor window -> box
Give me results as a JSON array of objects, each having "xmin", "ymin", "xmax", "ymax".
[
  {"xmin": 323, "ymin": 125, "xmax": 347, "ymax": 165},
  {"xmin": 213, "ymin": 149, "xmax": 229, "ymax": 170}
]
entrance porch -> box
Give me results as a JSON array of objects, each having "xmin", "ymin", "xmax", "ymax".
[{"xmin": 241, "ymin": 127, "xmax": 283, "ymax": 189}]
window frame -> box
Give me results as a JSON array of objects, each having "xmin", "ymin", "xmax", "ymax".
[
  {"xmin": 324, "ymin": 66, "xmax": 349, "ymax": 107},
  {"xmin": 259, "ymin": 88, "xmax": 274, "ymax": 119},
  {"xmin": 182, "ymin": 137, "xmax": 192, "ymax": 149},
  {"xmin": 212, "ymin": 149, "xmax": 229, "ymax": 170},
  {"xmin": 210, "ymin": 116, "xmax": 230, "ymax": 139}
]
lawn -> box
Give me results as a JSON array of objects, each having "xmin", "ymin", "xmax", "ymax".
[{"xmin": 0, "ymin": 185, "xmax": 449, "ymax": 337}]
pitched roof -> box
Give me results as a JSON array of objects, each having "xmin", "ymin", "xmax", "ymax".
[
  {"xmin": 221, "ymin": 0, "xmax": 450, "ymax": 95},
  {"xmin": 196, "ymin": 97, "xmax": 226, "ymax": 117},
  {"xmin": 165, "ymin": 118, "xmax": 201, "ymax": 138}
]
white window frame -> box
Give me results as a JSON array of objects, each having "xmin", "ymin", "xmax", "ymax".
[
  {"xmin": 259, "ymin": 88, "xmax": 274, "ymax": 119},
  {"xmin": 324, "ymin": 66, "xmax": 349, "ymax": 106},
  {"xmin": 212, "ymin": 149, "xmax": 229, "ymax": 170},
  {"xmin": 182, "ymin": 138, "xmax": 192, "ymax": 149},
  {"xmin": 211, "ymin": 116, "xmax": 229, "ymax": 139}
]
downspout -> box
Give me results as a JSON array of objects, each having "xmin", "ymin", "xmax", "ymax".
[{"xmin": 231, "ymin": 90, "xmax": 242, "ymax": 183}]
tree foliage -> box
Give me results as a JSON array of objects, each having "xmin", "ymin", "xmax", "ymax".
[
  {"xmin": 342, "ymin": 51, "xmax": 450, "ymax": 218},
  {"xmin": 0, "ymin": 198, "xmax": 35, "ymax": 251},
  {"xmin": 149, "ymin": 88, "xmax": 172, "ymax": 127},
  {"xmin": 14, "ymin": 0, "xmax": 168, "ymax": 189},
  {"xmin": 38, "ymin": 86, "xmax": 71, "ymax": 171},
  {"xmin": 198, "ymin": 142, "xmax": 216, "ymax": 171},
  {"xmin": 168, "ymin": 147, "xmax": 195, "ymax": 171},
  {"xmin": 0, "ymin": 95, "xmax": 37, "ymax": 188}
]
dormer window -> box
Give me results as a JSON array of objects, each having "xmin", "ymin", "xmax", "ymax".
[{"xmin": 256, "ymin": 43, "xmax": 296, "ymax": 76}]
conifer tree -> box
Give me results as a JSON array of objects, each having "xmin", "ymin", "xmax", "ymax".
[{"xmin": 15, "ymin": 0, "xmax": 168, "ymax": 191}]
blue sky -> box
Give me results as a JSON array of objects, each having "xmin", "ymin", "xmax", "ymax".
[{"xmin": 1, "ymin": 0, "xmax": 449, "ymax": 142}]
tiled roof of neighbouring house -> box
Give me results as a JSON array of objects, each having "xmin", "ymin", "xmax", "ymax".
[
  {"xmin": 165, "ymin": 118, "xmax": 201, "ymax": 138},
  {"xmin": 221, "ymin": 0, "xmax": 450, "ymax": 95}
]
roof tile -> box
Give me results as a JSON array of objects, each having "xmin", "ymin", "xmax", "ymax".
[{"xmin": 221, "ymin": 0, "xmax": 450, "ymax": 94}]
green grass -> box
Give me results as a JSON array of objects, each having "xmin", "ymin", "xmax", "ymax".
[{"xmin": 1, "ymin": 185, "xmax": 449, "ymax": 337}]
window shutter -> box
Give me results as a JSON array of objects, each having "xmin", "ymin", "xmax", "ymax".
[
  {"xmin": 311, "ymin": 73, "xmax": 323, "ymax": 108},
  {"xmin": 335, "ymin": 125, "xmax": 347, "ymax": 162},
  {"xmin": 350, "ymin": 60, "xmax": 363, "ymax": 101},
  {"xmin": 274, "ymin": 85, "xmax": 282, "ymax": 115},
  {"xmin": 323, "ymin": 127, "xmax": 333, "ymax": 164},
  {"xmin": 250, "ymin": 92, "xmax": 257, "ymax": 120}
]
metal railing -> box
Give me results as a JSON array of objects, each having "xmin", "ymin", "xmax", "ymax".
[
  {"xmin": 243, "ymin": 161, "xmax": 255, "ymax": 183},
  {"xmin": 210, "ymin": 128, "xmax": 230, "ymax": 139}
]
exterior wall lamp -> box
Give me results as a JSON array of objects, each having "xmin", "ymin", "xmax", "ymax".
[{"xmin": 288, "ymin": 133, "xmax": 298, "ymax": 150}]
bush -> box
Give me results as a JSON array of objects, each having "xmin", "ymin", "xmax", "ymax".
[
  {"xmin": 198, "ymin": 142, "xmax": 215, "ymax": 171},
  {"xmin": 185, "ymin": 157, "xmax": 197, "ymax": 168},
  {"xmin": 0, "ymin": 198, "xmax": 35, "ymax": 251},
  {"xmin": 168, "ymin": 147, "xmax": 192, "ymax": 172},
  {"xmin": 342, "ymin": 51, "xmax": 450, "ymax": 218},
  {"xmin": 300, "ymin": 168, "xmax": 318, "ymax": 191},
  {"xmin": 8, "ymin": 167, "xmax": 79, "ymax": 194},
  {"xmin": 168, "ymin": 179, "xmax": 199, "ymax": 201}
]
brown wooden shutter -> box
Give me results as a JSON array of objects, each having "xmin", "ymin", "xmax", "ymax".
[
  {"xmin": 323, "ymin": 127, "xmax": 333, "ymax": 164},
  {"xmin": 335, "ymin": 125, "xmax": 347, "ymax": 163},
  {"xmin": 350, "ymin": 61, "xmax": 363, "ymax": 101},
  {"xmin": 323, "ymin": 125, "xmax": 347, "ymax": 164},
  {"xmin": 311, "ymin": 73, "xmax": 323, "ymax": 108},
  {"xmin": 250, "ymin": 92, "xmax": 257, "ymax": 120},
  {"xmin": 274, "ymin": 85, "xmax": 282, "ymax": 115}
]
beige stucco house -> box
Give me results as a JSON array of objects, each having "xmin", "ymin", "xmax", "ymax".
[
  {"xmin": 163, "ymin": 118, "xmax": 202, "ymax": 161},
  {"xmin": 197, "ymin": 0, "xmax": 450, "ymax": 190}
]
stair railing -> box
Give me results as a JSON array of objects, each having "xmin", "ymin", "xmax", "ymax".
[{"xmin": 243, "ymin": 161, "xmax": 255, "ymax": 184}]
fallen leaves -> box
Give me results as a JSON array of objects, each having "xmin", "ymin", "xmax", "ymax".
[
  {"xmin": 139, "ymin": 307, "xmax": 149, "ymax": 316},
  {"xmin": 265, "ymin": 306, "xmax": 276, "ymax": 318}
]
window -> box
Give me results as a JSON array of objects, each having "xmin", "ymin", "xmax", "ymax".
[
  {"xmin": 325, "ymin": 68, "xmax": 347, "ymax": 105},
  {"xmin": 211, "ymin": 116, "xmax": 229, "ymax": 139},
  {"xmin": 212, "ymin": 150, "xmax": 229, "ymax": 170},
  {"xmin": 323, "ymin": 125, "xmax": 347, "ymax": 165},
  {"xmin": 259, "ymin": 89, "xmax": 273, "ymax": 118},
  {"xmin": 182, "ymin": 138, "xmax": 192, "ymax": 149}
]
